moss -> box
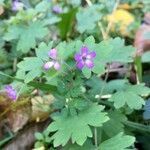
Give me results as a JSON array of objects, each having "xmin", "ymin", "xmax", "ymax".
[{"xmin": 0, "ymin": 95, "xmax": 31, "ymax": 119}]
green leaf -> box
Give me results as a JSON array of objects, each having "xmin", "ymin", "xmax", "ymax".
[
  {"xmin": 103, "ymin": 111, "xmax": 127, "ymax": 137},
  {"xmin": 17, "ymin": 57, "xmax": 43, "ymax": 83},
  {"xmin": 0, "ymin": 71, "xmax": 57, "ymax": 92},
  {"xmin": 0, "ymin": 0, "xmax": 4, "ymax": 5},
  {"xmin": 17, "ymin": 21, "xmax": 48, "ymax": 53},
  {"xmin": 84, "ymin": 36, "xmax": 95, "ymax": 49},
  {"xmin": 0, "ymin": 136, "xmax": 14, "ymax": 147},
  {"xmin": 24, "ymin": 69, "xmax": 42, "ymax": 83},
  {"xmin": 68, "ymin": 0, "xmax": 81, "ymax": 7},
  {"xmin": 86, "ymin": 76, "xmax": 106, "ymax": 95},
  {"xmin": 106, "ymin": 79, "xmax": 128, "ymax": 93},
  {"xmin": 56, "ymin": 41, "xmax": 77, "ymax": 60},
  {"xmin": 142, "ymin": 51, "xmax": 150, "ymax": 63},
  {"xmin": 46, "ymin": 103, "xmax": 109, "ymax": 147},
  {"xmin": 35, "ymin": 42, "xmax": 53, "ymax": 60},
  {"xmin": 4, "ymin": 21, "xmax": 48, "ymax": 53},
  {"xmin": 17, "ymin": 57, "xmax": 43, "ymax": 71},
  {"xmin": 99, "ymin": 132, "xmax": 135, "ymax": 150},
  {"xmin": 63, "ymin": 140, "xmax": 95, "ymax": 150},
  {"xmin": 35, "ymin": 132, "xmax": 44, "ymax": 141},
  {"xmin": 76, "ymin": 5, "xmax": 102, "ymax": 33},
  {"xmin": 144, "ymin": 32, "xmax": 150, "ymax": 40},
  {"xmin": 35, "ymin": 0, "xmax": 50, "ymax": 12},
  {"xmin": 109, "ymin": 91, "xmax": 145, "ymax": 110},
  {"xmin": 43, "ymin": 17, "xmax": 61, "ymax": 26},
  {"xmin": 4, "ymin": 26, "xmax": 22, "ymax": 41},
  {"xmin": 82, "ymin": 67, "xmax": 91, "ymax": 78},
  {"xmin": 92, "ymin": 62, "xmax": 105, "ymax": 75},
  {"xmin": 58, "ymin": 8, "xmax": 77, "ymax": 39},
  {"xmin": 126, "ymin": 84, "xmax": 150, "ymax": 96},
  {"xmin": 95, "ymin": 38, "xmax": 135, "ymax": 64}
]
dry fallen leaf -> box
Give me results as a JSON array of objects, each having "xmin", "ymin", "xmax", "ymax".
[
  {"xmin": 31, "ymin": 95, "xmax": 54, "ymax": 122},
  {"xmin": 7, "ymin": 107, "xmax": 31, "ymax": 132},
  {"xmin": 0, "ymin": 94, "xmax": 54, "ymax": 133}
]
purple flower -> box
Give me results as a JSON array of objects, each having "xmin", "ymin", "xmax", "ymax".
[
  {"xmin": 74, "ymin": 46, "xmax": 96, "ymax": 70},
  {"xmin": 52, "ymin": 5, "xmax": 63, "ymax": 14},
  {"xmin": 12, "ymin": 0, "xmax": 24, "ymax": 11},
  {"xmin": 5, "ymin": 85, "xmax": 17, "ymax": 101},
  {"xmin": 43, "ymin": 48, "xmax": 61, "ymax": 71},
  {"xmin": 48, "ymin": 48, "xmax": 57, "ymax": 60}
]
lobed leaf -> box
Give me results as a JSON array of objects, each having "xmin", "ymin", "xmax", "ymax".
[
  {"xmin": 46, "ymin": 103, "xmax": 109, "ymax": 147},
  {"xmin": 99, "ymin": 132, "xmax": 135, "ymax": 150}
]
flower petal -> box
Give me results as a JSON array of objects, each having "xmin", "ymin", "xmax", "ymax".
[
  {"xmin": 48, "ymin": 48, "xmax": 57, "ymax": 60},
  {"xmin": 81, "ymin": 46, "xmax": 88, "ymax": 56},
  {"xmin": 52, "ymin": 5, "xmax": 63, "ymax": 14},
  {"xmin": 77, "ymin": 60, "xmax": 84, "ymax": 70},
  {"xmin": 5, "ymin": 85, "xmax": 12, "ymax": 90},
  {"xmin": 12, "ymin": 1, "xmax": 24, "ymax": 11},
  {"xmin": 85, "ymin": 59, "xmax": 94, "ymax": 69},
  {"xmin": 43, "ymin": 61, "xmax": 54, "ymax": 70},
  {"xmin": 8, "ymin": 91, "xmax": 17, "ymax": 100},
  {"xmin": 74, "ymin": 53, "xmax": 82, "ymax": 61},
  {"xmin": 54, "ymin": 61, "xmax": 61, "ymax": 70},
  {"xmin": 5, "ymin": 85, "xmax": 17, "ymax": 101},
  {"xmin": 87, "ymin": 51, "xmax": 96, "ymax": 59}
]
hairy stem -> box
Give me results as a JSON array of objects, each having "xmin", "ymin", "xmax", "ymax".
[
  {"xmin": 13, "ymin": 58, "xmax": 17, "ymax": 72},
  {"xmin": 98, "ymin": 22, "xmax": 107, "ymax": 40},
  {"xmin": 94, "ymin": 127, "xmax": 98, "ymax": 148},
  {"xmin": 124, "ymin": 120, "xmax": 150, "ymax": 133}
]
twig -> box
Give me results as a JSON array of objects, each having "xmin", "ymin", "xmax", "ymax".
[
  {"xmin": 98, "ymin": 22, "xmax": 107, "ymax": 40},
  {"xmin": 105, "ymin": 67, "xmax": 129, "ymax": 73},
  {"xmin": 99, "ymin": 66, "xmax": 110, "ymax": 99},
  {"xmin": 98, "ymin": 0, "xmax": 120, "ymax": 40},
  {"xmin": 105, "ymin": 0, "xmax": 120, "ymax": 36}
]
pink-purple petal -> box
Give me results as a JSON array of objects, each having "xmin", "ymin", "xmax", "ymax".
[
  {"xmin": 54, "ymin": 62, "xmax": 61, "ymax": 70},
  {"xmin": 5, "ymin": 85, "xmax": 13, "ymax": 91},
  {"xmin": 52, "ymin": 5, "xmax": 63, "ymax": 14},
  {"xmin": 43, "ymin": 61, "xmax": 54, "ymax": 70},
  {"xmin": 87, "ymin": 51, "xmax": 96, "ymax": 59},
  {"xmin": 85, "ymin": 59, "xmax": 94, "ymax": 69},
  {"xmin": 12, "ymin": 1, "xmax": 24, "ymax": 11},
  {"xmin": 5, "ymin": 85, "xmax": 17, "ymax": 101},
  {"xmin": 74, "ymin": 53, "xmax": 82, "ymax": 61},
  {"xmin": 81, "ymin": 46, "xmax": 88, "ymax": 56},
  {"xmin": 48, "ymin": 48, "xmax": 57, "ymax": 60},
  {"xmin": 77, "ymin": 60, "xmax": 85, "ymax": 70},
  {"xmin": 74, "ymin": 46, "xmax": 96, "ymax": 70}
]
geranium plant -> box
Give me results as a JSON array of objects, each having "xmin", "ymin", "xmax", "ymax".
[{"xmin": 0, "ymin": 0, "xmax": 150, "ymax": 149}]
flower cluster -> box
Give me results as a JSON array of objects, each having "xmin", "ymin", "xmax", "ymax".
[
  {"xmin": 12, "ymin": 0, "xmax": 24, "ymax": 11},
  {"xmin": 52, "ymin": 5, "xmax": 63, "ymax": 14},
  {"xmin": 74, "ymin": 46, "xmax": 96, "ymax": 70},
  {"xmin": 44, "ymin": 48, "xmax": 61, "ymax": 71},
  {"xmin": 5, "ymin": 85, "xmax": 17, "ymax": 101}
]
